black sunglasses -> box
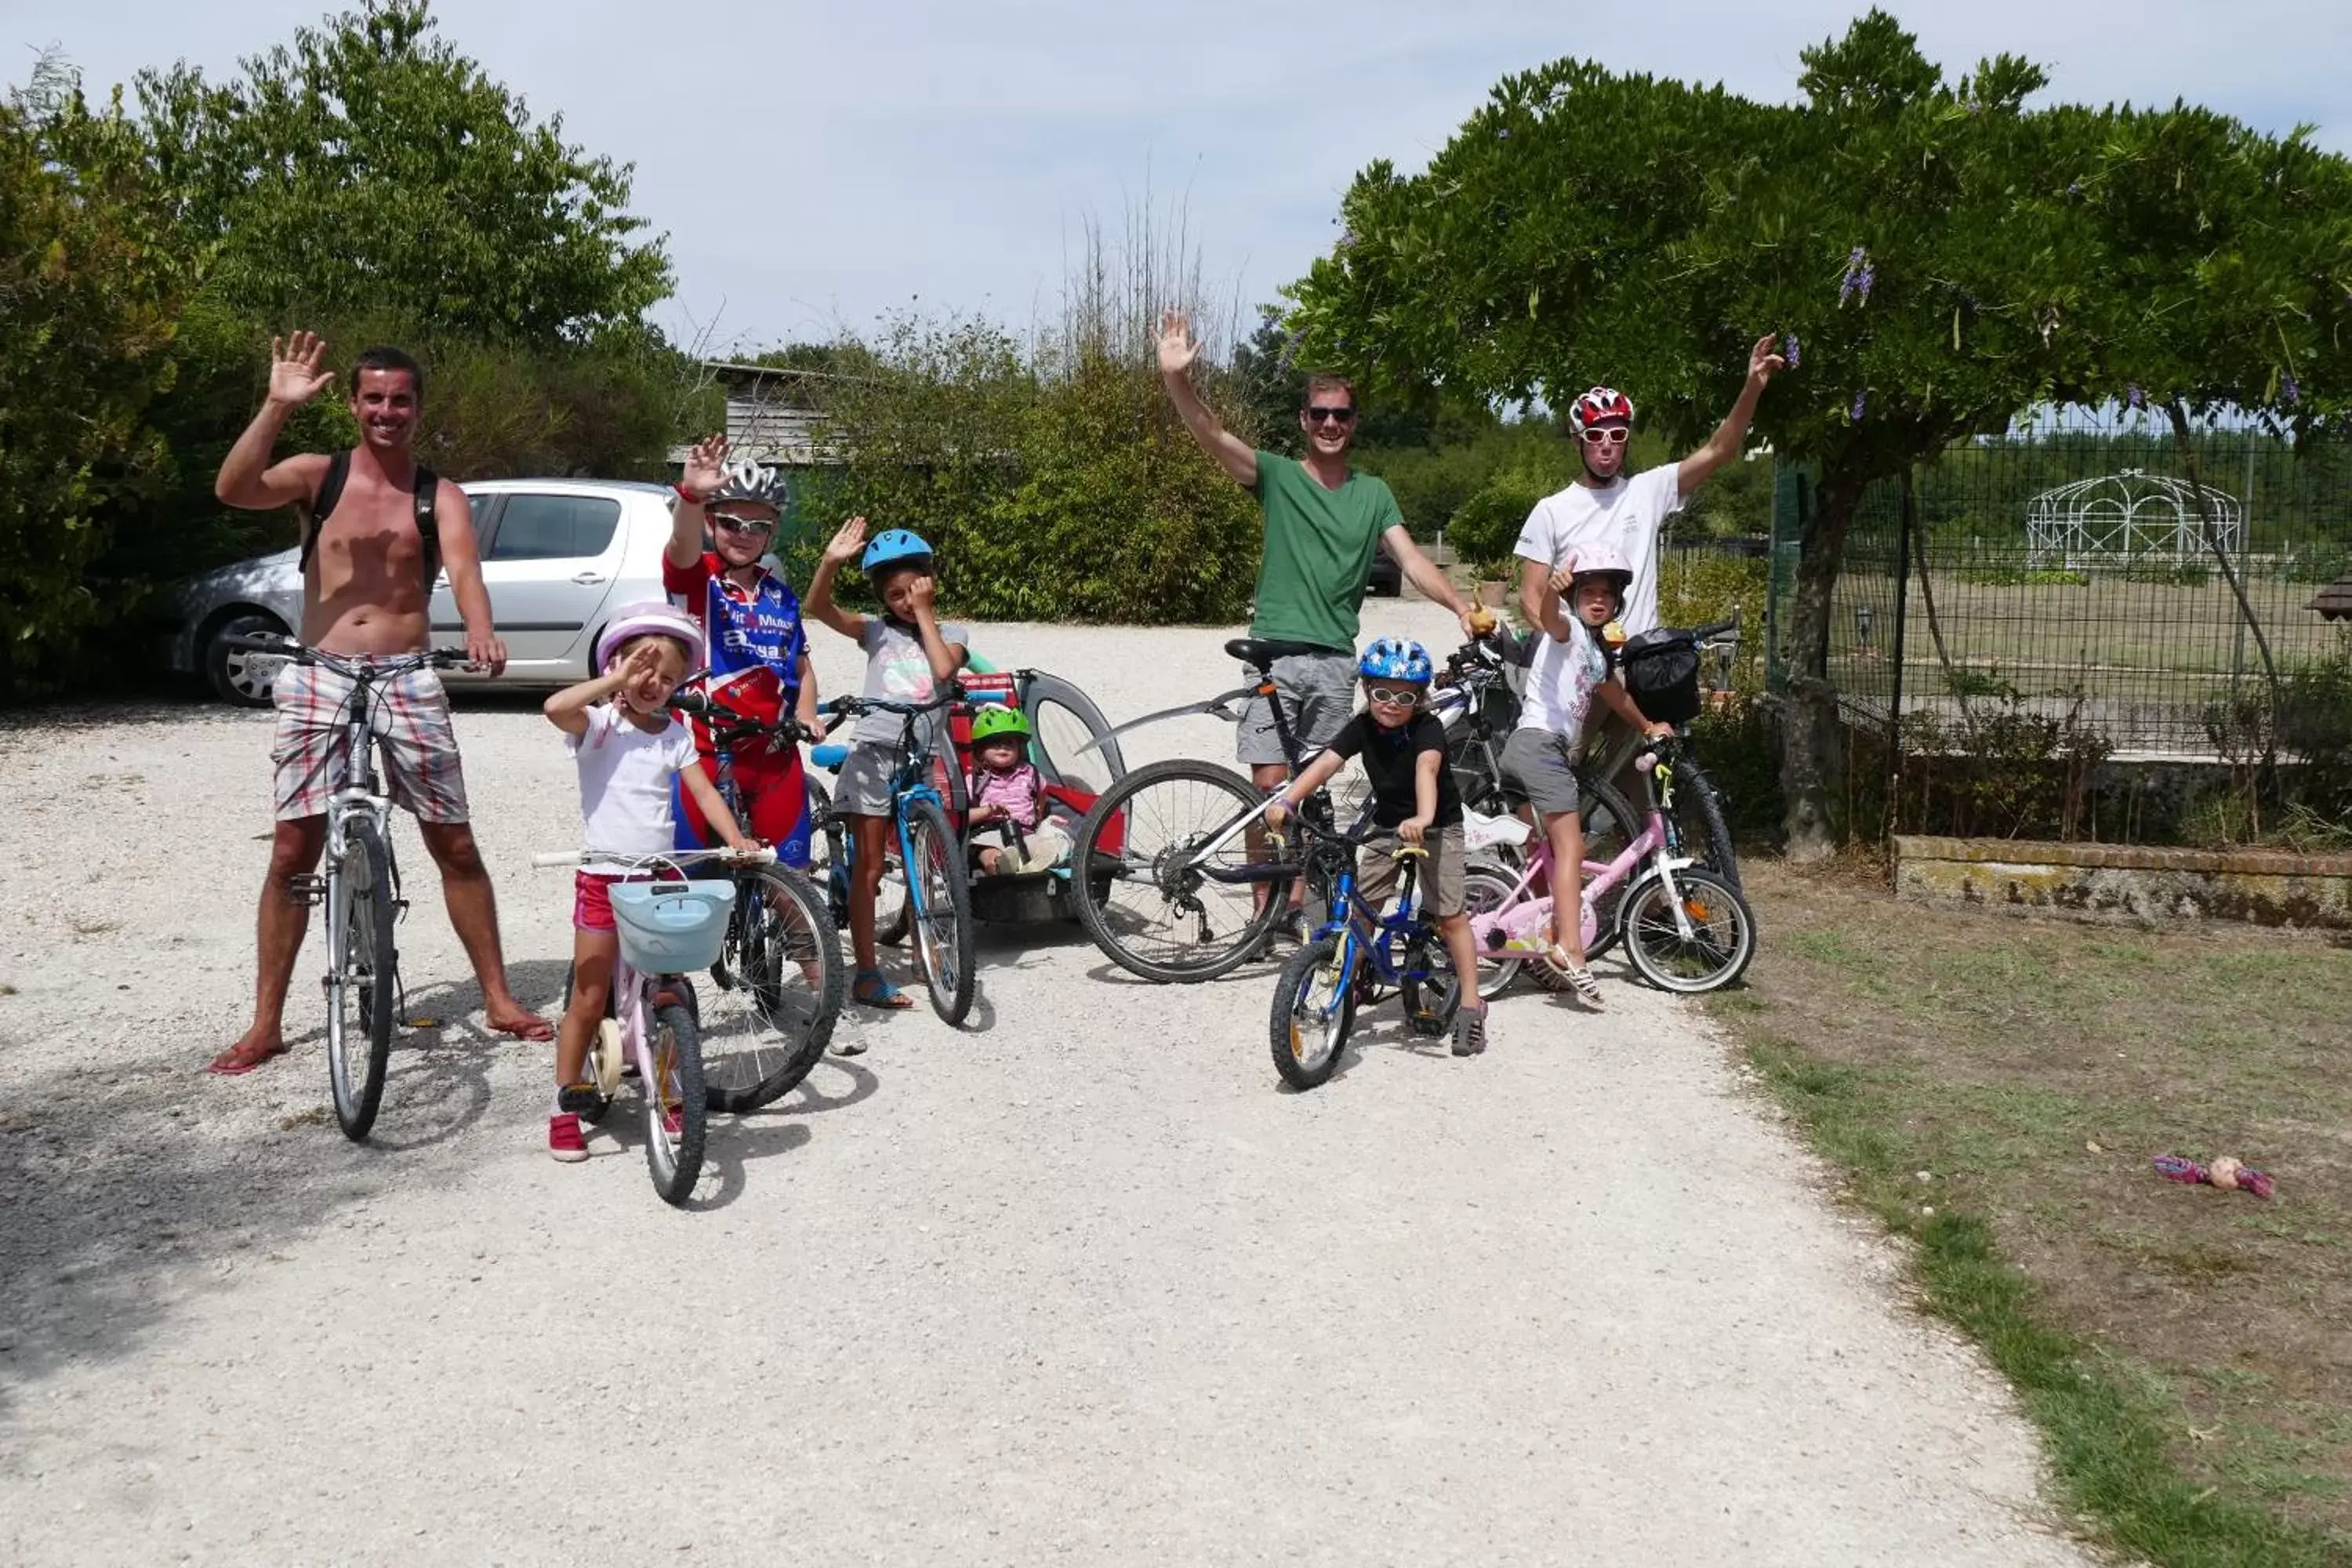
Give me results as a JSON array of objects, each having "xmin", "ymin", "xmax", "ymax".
[{"xmin": 1304, "ymin": 405, "xmax": 1357, "ymax": 425}]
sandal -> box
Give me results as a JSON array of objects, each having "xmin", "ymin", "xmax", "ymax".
[
  {"xmin": 205, "ymin": 1036, "xmax": 289, "ymax": 1076},
  {"xmin": 1451, "ymin": 1003, "xmax": 1489, "ymax": 1058},
  {"xmin": 851, "ymin": 969, "xmax": 913, "ymax": 1011},
  {"xmin": 1541, "ymin": 945, "xmax": 1606, "ymax": 1009}
]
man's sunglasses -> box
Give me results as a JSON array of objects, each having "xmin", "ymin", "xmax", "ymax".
[
  {"xmin": 1363, "ymin": 684, "xmax": 1422, "ymax": 707},
  {"xmin": 1305, "ymin": 405, "xmax": 1357, "ymax": 425},
  {"xmin": 1579, "ymin": 426, "xmax": 1632, "ymax": 446},
  {"xmin": 710, "ymin": 514, "xmax": 776, "ymax": 536}
]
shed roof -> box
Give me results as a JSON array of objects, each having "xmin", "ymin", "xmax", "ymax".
[{"xmin": 2314, "ymin": 572, "xmax": 2352, "ymax": 622}]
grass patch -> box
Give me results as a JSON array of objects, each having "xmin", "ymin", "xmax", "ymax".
[{"xmin": 1720, "ymin": 865, "xmax": 2352, "ymax": 1566}]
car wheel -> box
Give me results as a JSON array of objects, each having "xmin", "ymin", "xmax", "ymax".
[{"xmin": 205, "ymin": 611, "xmax": 292, "ymax": 706}]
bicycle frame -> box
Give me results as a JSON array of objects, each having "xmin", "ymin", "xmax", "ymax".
[
  {"xmin": 1468, "ymin": 750, "xmax": 1708, "ymax": 955},
  {"xmin": 1311, "ymin": 848, "xmax": 1443, "ymax": 991}
]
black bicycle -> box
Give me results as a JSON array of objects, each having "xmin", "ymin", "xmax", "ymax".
[
  {"xmin": 1068, "ymin": 637, "xmax": 1364, "ymax": 983},
  {"xmin": 224, "ymin": 633, "xmax": 468, "ymax": 1141},
  {"xmin": 666, "ymin": 688, "xmax": 848, "ymax": 1110}
]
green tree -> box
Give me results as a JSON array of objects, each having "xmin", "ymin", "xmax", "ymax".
[
  {"xmin": 136, "ymin": 0, "xmax": 670, "ymax": 340},
  {"xmin": 0, "ymin": 63, "xmax": 195, "ymax": 698},
  {"xmin": 1287, "ymin": 9, "xmax": 2351, "ymax": 855}
]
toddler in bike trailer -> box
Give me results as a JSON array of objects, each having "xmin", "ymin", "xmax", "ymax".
[
  {"xmin": 1265, "ymin": 638, "xmax": 1492, "ymax": 1058},
  {"xmin": 1498, "ymin": 546, "xmax": 1672, "ymax": 1007},
  {"xmin": 964, "ymin": 706, "xmax": 1072, "ymax": 875},
  {"xmin": 804, "ymin": 517, "xmax": 970, "ymax": 1012},
  {"xmin": 542, "ymin": 603, "xmax": 752, "ymax": 1163}
]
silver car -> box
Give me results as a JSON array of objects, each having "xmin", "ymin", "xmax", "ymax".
[{"xmin": 171, "ymin": 478, "xmax": 683, "ymax": 705}]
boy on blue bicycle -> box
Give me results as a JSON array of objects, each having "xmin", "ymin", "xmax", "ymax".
[
  {"xmin": 805, "ymin": 517, "xmax": 969, "ymax": 1013},
  {"xmin": 1264, "ymin": 638, "xmax": 1491, "ymax": 1058}
]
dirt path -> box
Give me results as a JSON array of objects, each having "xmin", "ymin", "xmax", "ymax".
[{"xmin": 0, "ymin": 605, "xmax": 2093, "ymax": 1565}]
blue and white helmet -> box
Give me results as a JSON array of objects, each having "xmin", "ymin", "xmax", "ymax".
[
  {"xmin": 861, "ymin": 528, "xmax": 934, "ymax": 575},
  {"xmin": 1358, "ymin": 636, "xmax": 1433, "ymax": 684}
]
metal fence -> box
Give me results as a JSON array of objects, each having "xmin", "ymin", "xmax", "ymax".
[{"xmin": 1768, "ymin": 408, "xmax": 2352, "ymax": 759}]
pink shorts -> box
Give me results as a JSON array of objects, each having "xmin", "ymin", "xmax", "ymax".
[{"xmin": 572, "ymin": 869, "xmax": 683, "ymax": 933}]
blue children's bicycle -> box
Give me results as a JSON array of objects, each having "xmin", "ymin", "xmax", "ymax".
[
  {"xmin": 807, "ymin": 691, "xmax": 974, "ymax": 1025},
  {"xmin": 1266, "ymin": 814, "xmax": 1465, "ymax": 1091}
]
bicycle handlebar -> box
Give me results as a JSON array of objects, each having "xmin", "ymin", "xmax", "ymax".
[
  {"xmin": 222, "ymin": 633, "xmax": 470, "ymax": 674},
  {"xmin": 530, "ymin": 847, "xmax": 776, "ymax": 870},
  {"xmin": 819, "ymin": 691, "xmax": 958, "ymax": 720},
  {"xmin": 670, "ymin": 687, "xmax": 816, "ymax": 746}
]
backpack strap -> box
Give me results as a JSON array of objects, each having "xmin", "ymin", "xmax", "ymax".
[
  {"xmin": 292, "ymin": 452, "xmax": 441, "ymax": 592},
  {"xmin": 296, "ymin": 450, "xmax": 352, "ymax": 575}
]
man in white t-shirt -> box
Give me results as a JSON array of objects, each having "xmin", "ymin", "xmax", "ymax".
[{"xmin": 1513, "ymin": 336, "xmax": 1784, "ymax": 787}]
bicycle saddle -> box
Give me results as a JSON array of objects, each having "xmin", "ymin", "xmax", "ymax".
[{"xmin": 1224, "ymin": 637, "xmax": 1327, "ymax": 670}]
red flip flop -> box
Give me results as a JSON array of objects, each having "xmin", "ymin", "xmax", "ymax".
[{"xmin": 205, "ymin": 1040, "xmax": 289, "ymax": 1076}]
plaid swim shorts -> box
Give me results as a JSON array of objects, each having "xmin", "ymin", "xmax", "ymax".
[{"xmin": 271, "ymin": 659, "xmax": 470, "ymax": 824}]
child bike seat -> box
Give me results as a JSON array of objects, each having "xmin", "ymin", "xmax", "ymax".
[{"xmin": 811, "ymin": 742, "xmax": 850, "ymax": 772}]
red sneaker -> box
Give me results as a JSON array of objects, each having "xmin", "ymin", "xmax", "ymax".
[{"xmin": 548, "ymin": 1112, "xmax": 589, "ymax": 1163}]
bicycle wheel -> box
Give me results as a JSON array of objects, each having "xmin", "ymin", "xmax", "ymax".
[
  {"xmin": 1398, "ymin": 931, "xmax": 1461, "ymax": 1038},
  {"xmin": 1460, "ymin": 860, "xmax": 1526, "ymax": 1000},
  {"xmin": 1073, "ymin": 758, "xmax": 1288, "ymax": 983},
  {"xmin": 703, "ymin": 865, "xmax": 845, "ymax": 1113},
  {"xmin": 1022, "ymin": 671, "xmax": 1126, "ymax": 795},
  {"xmin": 1269, "ymin": 935, "xmax": 1356, "ymax": 1091},
  {"xmin": 325, "ymin": 816, "xmax": 397, "ymax": 1142},
  {"xmin": 1672, "ymin": 756, "xmax": 1742, "ymax": 893},
  {"xmin": 813, "ymin": 778, "xmax": 909, "ymax": 944},
  {"xmin": 904, "ymin": 798, "xmax": 975, "ymax": 1024},
  {"xmin": 1621, "ymin": 866, "xmax": 1756, "ymax": 993},
  {"xmin": 644, "ymin": 995, "xmax": 708, "ymax": 1205},
  {"xmin": 1523, "ymin": 774, "xmax": 1641, "ymax": 988}
]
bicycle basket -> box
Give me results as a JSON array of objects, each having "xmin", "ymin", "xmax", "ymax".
[
  {"xmin": 608, "ymin": 880, "xmax": 734, "ymax": 973},
  {"xmin": 1618, "ymin": 629, "xmax": 1702, "ymax": 724}
]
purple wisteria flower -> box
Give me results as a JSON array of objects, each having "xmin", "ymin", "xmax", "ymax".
[
  {"xmin": 1839, "ymin": 247, "xmax": 1875, "ymax": 306},
  {"xmin": 1851, "ymin": 390, "xmax": 1867, "ymax": 421},
  {"xmin": 1498, "ymin": 126, "xmax": 1512, "ymax": 140},
  {"xmin": 2126, "ymin": 384, "xmax": 2145, "ymax": 410},
  {"xmin": 1339, "ymin": 229, "xmax": 1358, "ymax": 250},
  {"xmin": 1784, "ymin": 332, "xmax": 1802, "ymax": 369},
  {"xmin": 2283, "ymin": 374, "xmax": 2301, "ymax": 405}
]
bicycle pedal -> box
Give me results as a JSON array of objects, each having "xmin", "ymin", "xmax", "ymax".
[{"xmin": 286, "ymin": 873, "xmax": 328, "ymax": 906}]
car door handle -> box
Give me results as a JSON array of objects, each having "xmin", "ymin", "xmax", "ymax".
[{"xmin": 571, "ymin": 572, "xmax": 608, "ymax": 585}]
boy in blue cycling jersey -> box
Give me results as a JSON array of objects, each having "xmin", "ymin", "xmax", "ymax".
[{"xmin": 663, "ymin": 435, "xmax": 825, "ymax": 866}]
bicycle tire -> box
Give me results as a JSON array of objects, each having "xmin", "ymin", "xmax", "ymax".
[
  {"xmin": 1672, "ymin": 755, "xmax": 1742, "ymax": 893},
  {"xmin": 704, "ymin": 864, "xmax": 845, "ymax": 1112},
  {"xmin": 645, "ymin": 996, "xmax": 708, "ymax": 1206},
  {"xmin": 1269, "ymin": 935, "xmax": 1356, "ymax": 1091},
  {"xmin": 1459, "ymin": 860, "xmax": 1526, "ymax": 1000},
  {"xmin": 1073, "ymin": 758, "xmax": 1288, "ymax": 984},
  {"xmin": 1621, "ymin": 866, "xmax": 1757, "ymax": 994},
  {"xmin": 905, "ymin": 798, "xmax": 976, "ymax": 1024},
  {"xmin": 1022, "ymin": 671, "xmax": 1127, "ymax": 795},
  {"xmin": 326, "ymin": 816, "xmax": 397, "ymax": 1142}
]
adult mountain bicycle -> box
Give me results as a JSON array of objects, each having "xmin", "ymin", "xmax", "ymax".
[
  {"xmin": 223, "ymin": 632, "xmax": 468, "ymax": 1142},
  {"xmin": 667, "ymin": 688, "xmax": 846, "ymax": 1110}
]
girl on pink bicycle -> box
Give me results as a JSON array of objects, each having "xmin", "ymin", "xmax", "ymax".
[
  {"xmin": 1497, "ymin": 546, "xmax": 1672, "ymax": 1006},
  {"xmin": 542, "ymin": 604, "xmax": 753, "ymax": 1163}
]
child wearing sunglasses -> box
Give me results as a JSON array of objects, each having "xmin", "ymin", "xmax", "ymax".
[
  {"xmin": 663, "ymin": 436, "xmax": 826, "ymax": 869},
  {"xmin": 1264, "ymin": 637, "xmax": 1492, "ymax": 1058}
]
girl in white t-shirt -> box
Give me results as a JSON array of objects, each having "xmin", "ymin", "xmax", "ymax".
[
  {"xmin": 1498, "ymin": 548, "xmax": 1671, "ymax": 1007},
  {"xmin": 541, "ymin": 603, "xmax": 750, "ymax": 1163}
]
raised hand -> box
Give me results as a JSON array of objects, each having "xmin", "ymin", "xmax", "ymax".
[
  {"xmin": 268, "ymin": 331, "xmax": 336, "ymax": 407},
  {"xmin": 1548, "ymin": 560, "xmax": 1579, "ymax": 597},
  {"xmin": 907, "ymin": 573, "xmax": 937, "ymax": 613},
  {"xmin": 1156, "ymin": 308, "xmax": 1200, "ymax": 376},
  {"xmin": 1747, "ymin": 332, "xmax": 1788, "ymax": 387},
  {"xmin": 822, "ymin": 517, "xmax": 869, "ymax": 567},
  {"xmin": 681, "ymin": 434, "xmax": 731, "ymax": 498}
]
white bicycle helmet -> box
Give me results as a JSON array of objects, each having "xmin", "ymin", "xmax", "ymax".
[
  {"xmin": 594, "ymin": 601, "xmax": 706, "ymax": 673},
  {"xmin": 1564, "ymin": 545, "xmax": 1635, "ymax": 610}
]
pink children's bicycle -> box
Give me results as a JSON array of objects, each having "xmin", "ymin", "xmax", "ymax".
[{"xmin": 1468, "ymin": 735, "xmax": 1757, "ymax": 996}]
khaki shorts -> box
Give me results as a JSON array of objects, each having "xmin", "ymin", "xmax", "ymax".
[
  {"xmin": 1236, "ymin": 649, "xmax": 1357, "ymax": 768},
  {"xmin": 272, "ymin": 660, "xmax": 468, "ymax": 824},
  {"xmin": 1357, "ymin": 822, "xmax": 1466, "ymax": 920}
]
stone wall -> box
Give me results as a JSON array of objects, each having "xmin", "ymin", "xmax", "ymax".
[{"xmin": 1893, "ymin": 836, "xmax": 2352, "ymax": 929}]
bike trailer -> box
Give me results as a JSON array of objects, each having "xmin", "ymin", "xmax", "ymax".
[{"xmin": 609, "ymin": 880, "xmax": 735, "ymax": 973}]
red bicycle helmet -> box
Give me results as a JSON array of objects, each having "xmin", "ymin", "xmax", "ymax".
[{"xmin": 1566, "ymin": 386, "xmax": 1635, "ymax": 435}]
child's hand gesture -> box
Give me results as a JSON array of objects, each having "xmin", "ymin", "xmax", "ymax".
[
  {"xmin": 1399, "ymin": 815, "xmax": 1432, "ymax": 848},
  {"xmin": 1156, "ymin": 308, "xmax": 1200, "ymax": 376},
  {"xmin": 822, "ymin": 517, "xmax": 869, "ymax": 567},
  {"xmin": 1548, "ymin": 558, "xmax": 1579, "ymax": 597},
  {"xmin": 681, "ymin": 434, "xmax": 731, "ymax": 499},
  {"xmin": 907, "ymin": 573, "xmax": 938, "ymax": 614}
]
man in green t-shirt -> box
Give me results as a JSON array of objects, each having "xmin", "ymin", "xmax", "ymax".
[{"xmin": 1157, "ymin": 309, "xmax": 1479, "ymax": 793}]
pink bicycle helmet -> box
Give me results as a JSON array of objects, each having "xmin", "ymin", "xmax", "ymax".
[
  {"xmin": 1566, "ymin": 386, "xmax": 1635, "ymax": 434},
  {"xmin": 594, "ymin": 601, "xmax": 706, "ymax": 673}
]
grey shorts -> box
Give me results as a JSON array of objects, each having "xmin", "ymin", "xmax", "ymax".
[
  {"xmin": 1359, "ymin": 822, "xmax": 1468, "ymax": 920},
  {"xmin": 831, "ymin": 742, "xmax": 898, "ymax": 817},
  {"xmin": 1236, "ymin": 649, "xmax": 1357, "ymax": 768},
  {"xmin": 1501, "ymin": 727, "xmax": 1581, "ymax": 818}
]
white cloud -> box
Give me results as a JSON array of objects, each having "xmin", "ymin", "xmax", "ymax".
[{"xmin": 15, "ymin": 0, "xmax": 2349, "ymax": 350}]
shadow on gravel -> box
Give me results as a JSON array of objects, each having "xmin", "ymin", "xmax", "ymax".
[
  {"xmin": 0, "ymin": 966, "xmax": 569, "ymax": 1433},
  {"xmin": 579, "ymin": 1056, "xmax": 880, "ymax": 1213}
]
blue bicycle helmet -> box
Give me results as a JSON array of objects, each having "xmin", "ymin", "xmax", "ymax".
[
  {"xmin": 1358, "ymin": 637, "xmax": 1433, "ymax": 684},
  {"xmin": 861, "ymin": 528, "xmax": 934, "ymax": 575}
]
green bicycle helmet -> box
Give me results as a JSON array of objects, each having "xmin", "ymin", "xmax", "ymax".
[{"xmin": 968, "ymin": 704, "xmax": 1029, "ymax": 744}]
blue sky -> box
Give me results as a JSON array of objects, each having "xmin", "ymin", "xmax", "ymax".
[{"xmin": 14, "ymin": 1, "xmax": 2349, "ymax": 354}]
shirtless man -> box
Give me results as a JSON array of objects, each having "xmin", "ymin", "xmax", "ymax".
[{"xmin": 207, "ymin": 331, "xmax": 550, "ymax": 1074}]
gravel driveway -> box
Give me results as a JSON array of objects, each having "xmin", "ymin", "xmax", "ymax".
[{"xmin": 0, "ymin": 601, "xmax": 2093, "ymax": 1565}]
